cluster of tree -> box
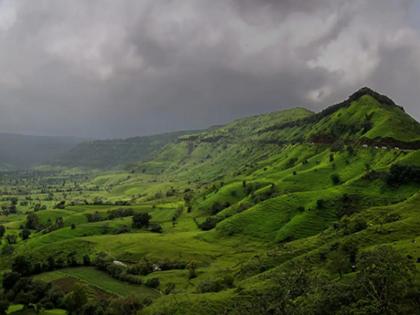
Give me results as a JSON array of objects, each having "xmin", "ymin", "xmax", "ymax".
[
  {"xmin": 198, "ymin": 216, "xmax": 221, "ymax": 231},
  {"xmin": 243, "ymin": 181, "xmax": 263, "ymax": 195},
  {"xmin": 183, "ymin": 188, "xmax": 194, "ymax": 213},
  {"xmin": 251, "ymin": 183, "xmax": 277, "ymax": 204},
  {"xmin": 93, "ymin": 253, "xmax": 163, "ymax": 287},
  {"xmin": 132, "ymin": 212, "xmax": 151, "ymax": 229},
  {"xmin": 171, "ymin": 206, "xmax": 184, "ymax": 226},
  {"xmin": 386, "ymin": 164, "xmax": 420, "ymax": 187},
  {"xmin": 234, "ymin": 246, "xmax": 418, "ymax": 315},
  {"xmin": 209, "ymin": 201, "xmax": 230, "ymax": 215},
  {"xmin": 22, "ymin": 212, "xmax": 65, "ymax": 236},
  {"xmin": 1, "ymin": 271, "xmax": 149, "ymax": 315},
  {"xmin": 8, "ymin": 253, "xmax": 91, "ymax": 277},
  {"xmin": 334, "ymin": 216, "xmax": 368, "ymax": 235},
  {"xmin": 86, "ymin": 208, "xmax": 135, "ymax": 223},
  {"xmin": 336, "ymin": 194, "xmax": 361, "ymax": 218},
  {"xmin": 33, "ymin": 203, "xmax": 47, "ymax": 211},
  {"xmin": 54, "ymin": 200, "xmax": 66, "ymax": 209},
  {"xmin": 0, "ymin": 199, "xmax": 17, "ymax": 216},
  {"xmin": 196, "ymin": 275, "xmax": 234, "ymax": 293}
]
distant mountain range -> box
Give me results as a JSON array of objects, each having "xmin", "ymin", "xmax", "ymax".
[{"xmin": 0, "ymin": 133, "xmax": 82, "ymax": 170}]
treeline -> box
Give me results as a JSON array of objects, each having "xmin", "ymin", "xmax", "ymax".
[
  {"xmin": 386, "ymin": 164, "xmax": 420, "ymax": 187},
  {"xmin": 86, "ymin": 208, "xmax": 135, "ymax": 222}
]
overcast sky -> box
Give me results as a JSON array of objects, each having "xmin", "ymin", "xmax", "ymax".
[{"xmin": 0, "ymin": 0, "xmax": 419, "ymax": 138}]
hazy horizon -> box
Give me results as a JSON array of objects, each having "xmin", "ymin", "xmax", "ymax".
[{"xmin": 1, "ymin": 0, "xmax": 420, "ymax": 138}]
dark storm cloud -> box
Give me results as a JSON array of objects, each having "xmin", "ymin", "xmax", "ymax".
[{"xmin": 0, "ymin": 0, "xmax": 419, "ymax": 138}]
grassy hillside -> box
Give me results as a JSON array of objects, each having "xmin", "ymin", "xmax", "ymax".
[{"xmin": 0, "ymin": 88, "xmax": 419, "ymax": 315}]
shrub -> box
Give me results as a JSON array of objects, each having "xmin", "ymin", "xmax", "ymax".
[
  {"xmin": 54, "ymin": 201, "xmax": 66, "ymax": 209},
  {"xmin": 132, "ymin": 213, "xmax": 151, "ymax": 229},
  {"xmin": 145, "ymin": 278, "xmax": 160, "ymax": 288},
  {"xmin": 148, "ymin": 223, "xmax": 163, "ymax": 233},
  {"xmin": 20, "ymin": 228, "xmax": 31, "ymax": 240},
  {"xmin": 199, "ymin": 216, "xmax": 219, "ymax": 231},
  {"xmin": 25, "ymin": 212, "xmax": 40, "ymax": 230},
  {"xmin": 331, "ymin": 174, "xmax": 341, "ymax": 185}
]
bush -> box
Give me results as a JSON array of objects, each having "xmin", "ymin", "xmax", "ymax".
[
  {"xmin": 331, "ymin": 174, "xmax": 341, "ymax": 185},
  {"xmin": 196, "ymin": 276, "xmax": 234, "ymax": 293},
  {"xmin": 145, "ymin": 278, "xmax": 160, "ymax": 288},
  {"xmin": 148, "ymin": 223, "xmax": 163, "ymax": 233},
  {"xmin": 132, "ymin": 213, "xmax": 151, "ymax": 229},
  {"xmin": 345, "ymin": 217, "xmax": 368, "ymax": 234},
  {"xmin": 20, "ymin": 228, "xmax": 31, "ymax": 240},
  {"xmin": 54, "ymin": 201, "xmax": 66, "ymax": 209},
  {"xmin": 128, "ymin": 261, "xmax": 153, "ymax": 276},
  {"xmin": 199, "ymin": 216, "xmax": 220, "ymax": 231},
  {"xmin": 316, "ymin": 199, "xmax": 325, "ymax": 209}
]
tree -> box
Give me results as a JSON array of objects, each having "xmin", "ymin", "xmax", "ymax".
[
  {"xmin": 0, "ymin": 298, "xmax": 9, "ymax": 315},
  {"xmin": 6, "ymin": 234, "xmax": 17, "ymax": 244},
  {"xmin": 331, "ymin": 174, "xmax": 341, "ymax": 185},
  {"xmin": 327, "ymin": 251, "xmax": 351, "ymax": 278},
  {"xmin": 145, "ymin": 278, "xmax": 160, "ymax": 288},
  {"xmin": 64, "ymin": 285, "xmax": 88, "ymax": 313},
  {"xmin": 20, "ymin": 228, "xmax": 31, "ymax": 240},
  {"xmin": 355, "ymin": 246, "xmax": 416, "ymax": 314},
  {"xmin": 0, "ymin": 225, "xmax": 5, "ymax": 238},
  {"xmin": 107, "ymin": 296, "xmax": 143, "ymax": 315},
  {"xmin": 12, "ymin": 255, "xmax": 32, "ymax": 275},
  {"xmin": 25, "ymin": 212, "xmax": 40, "ymax": 230},
  {"xmin": 2, "ymin": 272, "xmax": 20, "ymax": 291},
  {"xmin": 132, "ymin": 213, "xmax": 151, "ymax": 229}
]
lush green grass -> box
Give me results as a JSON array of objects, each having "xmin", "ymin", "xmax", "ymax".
[{"xmin": 35, "ymin": 267, "xmax": 158, "ymax": 298}]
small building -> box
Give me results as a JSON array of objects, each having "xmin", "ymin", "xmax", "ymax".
[{"xmin": 362, "ymin": 144, "xmax": 369, "ymax": 148}]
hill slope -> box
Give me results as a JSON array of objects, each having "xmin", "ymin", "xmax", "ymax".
[
  {"xmin": 1, "ymin": 87, "xmax": 419, "ymax": 315},
  {"xmin": 53, "ymin": 130, "xmax": 199, "ymax": 169},
  {"xmin": 134, "ymin": 87, "xmax": 420, "ymax": 180}
]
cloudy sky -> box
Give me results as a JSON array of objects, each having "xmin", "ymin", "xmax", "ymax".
[{"xmin": 0, "ymin": 0, "xmax": 419, "ymax": 138}]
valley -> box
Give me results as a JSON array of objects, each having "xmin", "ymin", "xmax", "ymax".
[{"xmin": 0, "ymin": 88, "xmax": 419, "ymax": 315}]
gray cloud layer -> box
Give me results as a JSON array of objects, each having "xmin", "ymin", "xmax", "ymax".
[{"xmin": 0, "ymin": 0, "xmax": 419, "ymax": 138}]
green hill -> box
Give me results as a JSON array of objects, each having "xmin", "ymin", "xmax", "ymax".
[
  {"xmin": 1, "ymin": 88, "xmax": 419, "ymax": 315},
  {"xmin": 53, "ymin": 130, "xmax": 199, "ymax": 169}
]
